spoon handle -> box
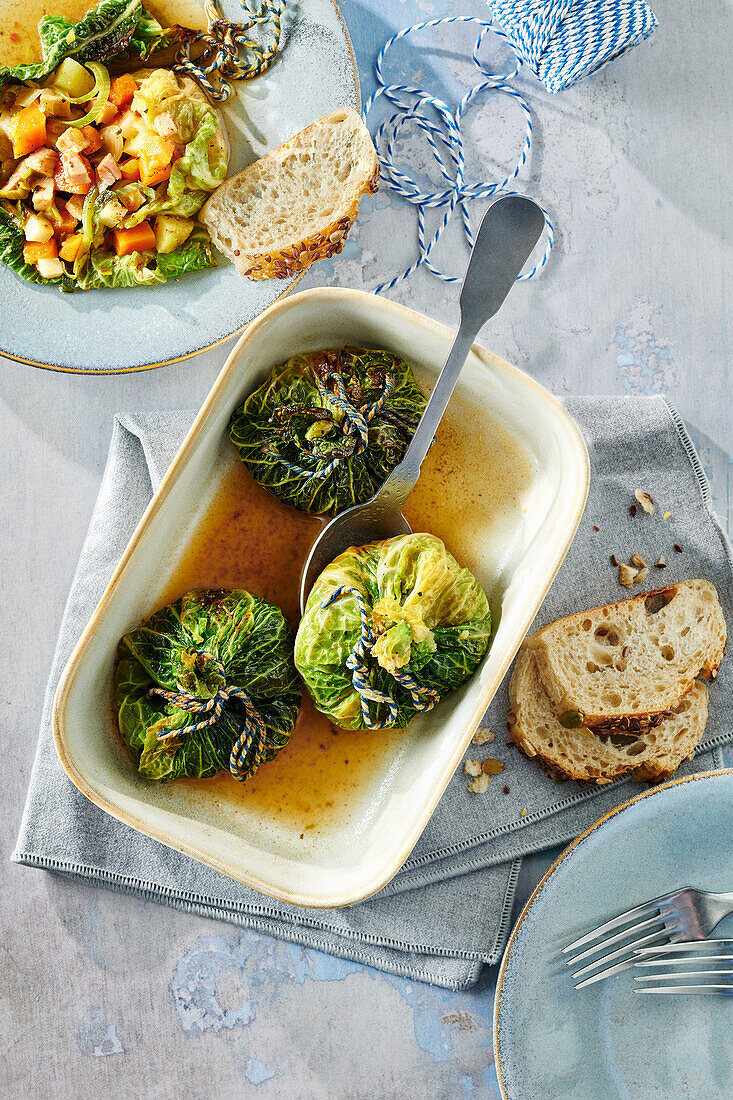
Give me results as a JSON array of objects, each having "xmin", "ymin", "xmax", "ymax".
[{"xmin": 377, "ymin": 195, "xmax": 545, "ymax": 508}]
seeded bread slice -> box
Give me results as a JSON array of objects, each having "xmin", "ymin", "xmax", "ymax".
[
  {"xmin": 529, "ymin": 579, "xmax": 725, "ymax": 731},
  {"xmin": 508, "ymin": 648, "xmax": 707, "ymax": 784},
  {"xmin": 199, "ymin": 108, "xmax": 378, "ymax": 280}
]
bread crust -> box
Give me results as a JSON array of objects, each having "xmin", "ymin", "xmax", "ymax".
[
  {"xmin": 507, "ymin": 646, "xmax": 707, "ymax": 786},
  {"xmin": 530, "ymin": 580, "xmax": 726, "ymax": 729},
  {"xmin": 199, "ymin": 108, "xmax": 378, "ymax": 280},
  {"xmin": 241, "ymin": 170, "xmax": 378, "ymax": 279}
]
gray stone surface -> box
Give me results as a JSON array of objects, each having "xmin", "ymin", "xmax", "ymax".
[{"xmin": 1, "ymin": 1, "xmax": 730, "ymax": 1096}]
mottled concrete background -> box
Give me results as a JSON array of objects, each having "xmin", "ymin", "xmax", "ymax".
[{"xmin": 1, "ymin": 1, "xmax": 730, "ymax": 1097}]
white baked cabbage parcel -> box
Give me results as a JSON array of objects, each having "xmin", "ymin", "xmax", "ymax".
[{"xmin": 294, "ymin": 532, "xmax": 493, "ymax": 731}]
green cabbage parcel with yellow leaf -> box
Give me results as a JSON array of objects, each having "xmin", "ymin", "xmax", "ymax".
[
  {"xmin": 229, "ymin": 347, "xmax": 427, "ymax": 516},
  {"xmin": 295, "ymin": 533, "xmax": 492, "ymax": 730},
  {"xmin": 114, "ymin": 589, "xmax": 300, "ymax": 781}
]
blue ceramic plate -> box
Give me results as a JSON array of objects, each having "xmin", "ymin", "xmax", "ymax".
[
  {"xmin": 494, "ymin": 770, "xmax": 733, "ymax": 1100},
  {"xmin": 0, "ymin": 0, "xmax": 358, "ymax": 373}
]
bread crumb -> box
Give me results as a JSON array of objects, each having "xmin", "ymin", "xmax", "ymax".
[
  {"xmin": 464, "ymin": 759, "xmax": 482, "ymax": 777},
  {"xmin": 635, "ymin": 489, "xmax": 655, "ymax": 514},
  {"xmin": 482, "ymin": 758, "xmax": 505, "ymax": 775},
  {"xmin": 633, "ymin": 566, "xmax": 649, "ymax": 584},
  {"xmin": 472, "ymin": 728, "xmax": 495, "ymax": 745},
  {"xmin": 655, "ymin": 556, "xmax": 666, "ymax": 568},
  {"xmin": 663, "ymin": 511, "xmax": 671, "ymax": 519},
  {"xmin": 520, "ymin": 808, "xmax": 528, "ymax": 817},
  {"xmin": 631, "ymin": 553, "xmax": 647, "ymax": 568},
  {"xmin": 468, "ymin": 774, "xmax": 491, "ymax": 794},
  {"xmin": 619, "ymin": 562, "xmax": 638, "ymax": 588}
]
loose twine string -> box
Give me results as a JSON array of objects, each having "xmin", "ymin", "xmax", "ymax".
[
  {"xmin": 321, "ymin": 586, "xmax": 441, "ymax": 730},
  {"xmin": 275, "ymin": 368, "xmax": 395, "ymax": 482},
  {"xmin": 171, "ymin": 0, "xmax": 285, "ymax": 101},
  {"xmin": 363, "ymin": 15, "xmax": 554, "ymax": 294},
  {"xmin": 147, "ymin": 654, "xmax": 267, "ymax": 781}
]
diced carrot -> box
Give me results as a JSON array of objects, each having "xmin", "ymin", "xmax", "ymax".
[
  {"xmin": 113, "ymin": 221, "xmax": 156, "ymax": 256},
  {"xmin": 78, "ymin": 124, "xmax": 102, "ymax": 154},
  {"xmin": 24, "ymin": 240, "xmax": 58, "ymax": 264},
  {"xmin": 52, "ymin": 201, "xmax": 78, "ymax": 238},
  {"xmin": 59, "ymin": 233, "xmax": 83, "ymax": 261},
  {"xmin": 109, "ymin": 73, "xmax": 137, "ymax": 110},
  {"xmin": 12, "ymin": 101, "xmax": 47, "ymax": 158},
  {"xmin": 139, "ymin": 136, "xmax": 174, "ymax": 186},
  {"xmin": 119, "ymin": 157, "xmax": 140, "ymax": 182}
]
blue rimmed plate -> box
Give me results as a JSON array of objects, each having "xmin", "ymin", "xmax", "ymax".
[
  {"xmin": 0, "ymin": 0, "xmax": 358, "ymax": 373},
  {"xmin": 494, "ymin": 769, "xmax": 733, "ymax": 1100}
]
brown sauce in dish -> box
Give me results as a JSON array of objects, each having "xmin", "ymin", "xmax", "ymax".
[
  {"xmin": 0, "ymin": 0, "xmax": 206, "ymax": 67},
  {"xmin": 160, "ymin": 391, "xmax": 532, "ymax": 836}
]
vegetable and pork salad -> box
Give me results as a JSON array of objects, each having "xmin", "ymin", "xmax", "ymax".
[{"xmin": 0, "ymin": 1, "xmax": 228, "ymax": 290}]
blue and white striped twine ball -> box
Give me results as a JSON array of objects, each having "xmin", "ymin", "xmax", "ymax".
[{"xmin": 364, "ymin": 0, "xmax": 657, "ymax": 294}]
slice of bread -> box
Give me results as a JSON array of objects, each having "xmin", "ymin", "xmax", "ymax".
[
  {"xmin": 199, "ymin": 107, "xmax": 378, "ymax": 280},
  {"xmin": 508, "ymin": 647, "xmax": 708, "ymax": 784},
  {"xmin": 529, "ymin": 579, "xmax": 725, "ymax": 731}
]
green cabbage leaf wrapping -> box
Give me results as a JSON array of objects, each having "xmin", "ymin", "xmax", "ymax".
[
  {"xmin": 114, "ymin": 589, "xmax": 300, "ymax": 781},
  {"xmin": 0, "ymin": 0, "xmax": 168, "ymax": 93},
  {"xmin": 0, "ymin": 206, "xmax": 58, "ymax": 284},
  {"xmin": 229, "ymin": 348, "xmax": 428, "ymax": 517},
  {"xmin": 294, "ymin": 533, "xmax": 492, "ymax": 730},
  {"xmin": 75, "ymin": 227, "xmax": 215, "ymax": 288}
]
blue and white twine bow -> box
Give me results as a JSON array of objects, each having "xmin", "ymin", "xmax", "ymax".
[
  {"xmin": 276, "ymin": 368, "xmax": 395, "ymax": 482},
  {"xmin": 322, "ymin": 586, "xmax": 441, "ymax": 730},
  {"xmin": 171, "ymin": 0, "xmax": 285, "ymax": 101},
  {"xmin": 364, "ymin": 1, "xmax": 656, "ymax": 294},
  {"xmin": 148, "ymin": 655, "xmax": 267, "ymax": 781}
]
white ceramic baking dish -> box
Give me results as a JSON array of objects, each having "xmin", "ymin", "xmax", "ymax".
[{"xmin": 53, "ymin": 287, "xmax": 589, "ymax": 908}]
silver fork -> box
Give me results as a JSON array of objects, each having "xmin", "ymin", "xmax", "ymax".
[
  {"xmin": 633, "ymin": 940, "xmax": 733, "ymax": 994},
  {"xmin": 562, "ymin": 888, "xmax": 733, "ymax": 988}
]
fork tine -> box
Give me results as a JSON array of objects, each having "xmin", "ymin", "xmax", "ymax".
[
  {"xmin": 635, "ymin": 955, "xmax": 733, "ymax": 967},
  {"xmin": 565, "ymin": 914, "xmax": 667, "ymax": 966},
  {"xmin": 635, "ymin": 940, "xmax": 733, "ymax": 955},
  {"xmin": 562, "ymin": 900, "xmax": 662, "ymax": 954},
  {"xmin": 572, "ymin": 925, "xmax": 677, "ymax": 980},
  {"xmin": 573, "ymin": 929, "xmax": 677, "ymax": 988},
  {"xmin": 636, "ymin": 985, "xmax": 733, "ymax": 995},
  {"xmin": 635, "ymin": 969, "xmax": 733, "ymax": 981}
]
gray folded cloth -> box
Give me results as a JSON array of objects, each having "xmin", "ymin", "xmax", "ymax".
[{"xmin": 13, "ymin": 396, "xmax": 732, "ymax": 989}]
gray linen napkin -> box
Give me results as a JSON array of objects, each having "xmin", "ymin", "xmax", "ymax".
[{"xmin": 13, "ymin": 396, "xmax": 732, "ymax": 989}]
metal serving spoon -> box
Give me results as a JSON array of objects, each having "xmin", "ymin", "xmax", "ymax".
[{"xmin": 299, "ymin": 194, "xmax": 545, "ymax": 613}]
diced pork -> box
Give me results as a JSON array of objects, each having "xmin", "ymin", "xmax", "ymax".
[
  {"xmin": 54, "ymin": 152, "xmax": 94, "ymax": 195},
  {"xmin": 96, "ymin": 152, "xmax": 122, "ymax": 188},
  {"xmin": 152, "ymin": 110, "xmax": 178, "ymax": 139},
  {"xmin": 56, "ymin": 127, "xmax": 87, "ymax": 156},
  {"xmin": 25, "ymin": 146, "xmax": 58, "ymax": 177},
  {"xmin": 31, "ymin": 176, "xmax": 55, "ymax": 212},
  {"xmin": 4, "ymin": 160, "xmax": 32, "ymax": 192}
]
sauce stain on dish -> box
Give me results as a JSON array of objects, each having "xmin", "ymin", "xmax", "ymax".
[
  {"xmin": 0, "ymin": 0, "xmax": 206, "ymax": 66},
  {"xmin": 159, "ymin": 393, "xmax": 532, "ymax": 837}
]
